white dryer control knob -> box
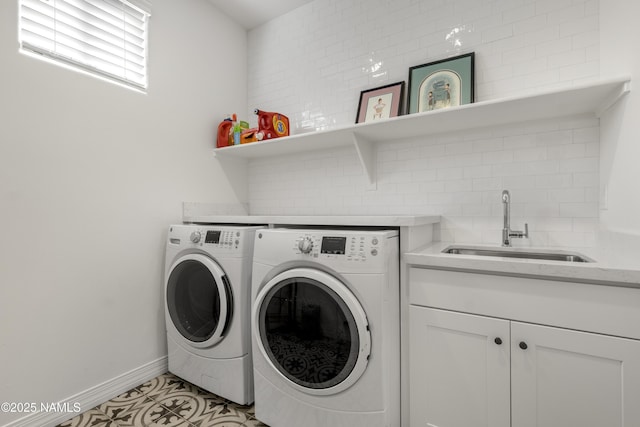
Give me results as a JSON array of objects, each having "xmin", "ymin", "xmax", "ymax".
[
  {"xmin": 190, "ymin": 231, "xmax": 202, "ymax": 243},
  {"xmin": 298, "ymin": 237, "xmax": 314, "ymax": 254}
]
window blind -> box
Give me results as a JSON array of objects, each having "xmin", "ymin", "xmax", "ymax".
[{"xmin": 19, "ymin": 0, "xmax": 151, "ymax": 90}]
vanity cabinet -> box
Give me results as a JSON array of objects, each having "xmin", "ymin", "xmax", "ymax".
[{"xmin": 408, "ymin": 267, "xmax": 640, "ymax": 427}]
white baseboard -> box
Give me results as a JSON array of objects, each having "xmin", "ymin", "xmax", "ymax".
[{"xmin": 3, "ymin": 356, "xmax": 168, "ymax": 427}]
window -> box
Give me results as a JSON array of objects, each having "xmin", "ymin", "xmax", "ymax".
[{"xmin": 19, "ymin": 0, "xmax": 151, "ymax": 90}]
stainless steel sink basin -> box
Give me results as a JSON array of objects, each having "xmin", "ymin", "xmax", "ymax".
[{"xmin": 442, "ymin": 246, "xmax": 594, "ymax": 263}]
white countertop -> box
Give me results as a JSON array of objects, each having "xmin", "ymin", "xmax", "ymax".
[
  {"xmin": 405, "ymin": 237, "xmax": 640, "ymax": 287},
  {"xmin": 183, "ymin": 215, "xmax": 441, "ymax": 227}
]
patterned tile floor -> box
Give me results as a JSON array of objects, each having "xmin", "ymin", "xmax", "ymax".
[{"xmin": 57, "ymin": 372, "xmax": 267, "ymax": 427}]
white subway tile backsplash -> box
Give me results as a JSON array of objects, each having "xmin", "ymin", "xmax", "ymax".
[
  {"xmin": 513, "ymin": 147, "xmax": 546, "ymax": 162},
  {"xmin": 535, "ymin": 37, "xmax": 573, "ymax": 57},
  {"xmin": 559, "ymin": 60, "xmax": 599, "ymax": 81},
  {"xmin": 503, "ymin": 134, "xmax": 538, "ymax": 150},
  {"xmin": 549, "ymin": 188, "xmax": 586, "ymax": 203},
  {"xmin": 535, "ymin": 130, "xmax": 573, "ymax": 145},
  {"xmin": 436, "ymin": 167, "xmax": 464, "ymax": 181},
  {"xmin": 547, "ymin": 4, "xmax": 586, "ymax": 26},
  {"xmin": 502, "ymin": 45, "xmax": 537, "ymax": 65},
  {"xmin": 548, "ymin": 49, "xmax": 587, "ymax": 68},
  {"xmin": 558, "ymin": 14, "xmax": 599, "ymax": 38},
  {"xmin": 530, "ymin": 217, "xmax": 574, "ymax": 232},
  {"xmin": 453, "ymin": 228, "xmax": 484, "ymax": 244},
  {"xmin": 246, "ymin": 0, "xmax": 601, "ymax": 248},
  {"xmin": 502, "ymin": 4, "xmax": 536, "ymax": 24},
  {"xmin": 445, "ymin": 179, "xmax": 474, "ymax": 192},
  {"xmin": 483, "ymin": 24, "xmax": 515, "ymax": 43},
  {"xmin": 559, "ymin": 202, "xmax": 599, "ymax": 218},
  {"xmin": 559, "ymin": 157, "xmax": 599, "ymax": 173},
  {"xmin": 574, "ymin": 32, "xmax": 599, "ymax": 57},
  {"xmin": 573, "ymin": 217, "xmax": 599, "ymax": 232},
  {"xmin": 546, "ymin": 144, "xmax": 584, "ymax": 160},
  {"xmin": 535, "ymin": 173, "xmax": 573, "ymax": 188},
  {"xmin": 502, "ymin": 175, "xmax": 538, "ymax": 189},
  {"xmin": 512, "ymin": 14, "xmax": 549, "ymax": 36},
  {"xmin": 463, "ymin": 165, "xmax": 494, "ymax": 179},
  {"xmin": 463, "ymin": 204, "xmax": 493, "ymax": 217},
  {"xmin": 411, "ymin": 169, "xmax": 439, "ymax": 182},
  {"xmin": 585, "ymin": 187, "xmax": 599, "ymax": 203},
  {"xmin": 547, "ymin": 231, "xmax": 592, "ymax": 247},
  {"xmin": 483, "ymin": 150, "xmax": 515, "ymax": 164},
  {"xmin": 472, "ymin": 177, "xmax": 503, "ymax": 191},
  {"xmin": 419, "ymin": 181, "xmax": 446, "ymax": 193},
  {"xmin": 444, "ymin": 153, "xmax": 485, "ymax": 168},
  {"xmin": 573, "ymin": 127, "xmax": 599, "ymax": 143},
  {"xmin": 445, "ymin": 142, "xmax": 474, "ymax": 155}
]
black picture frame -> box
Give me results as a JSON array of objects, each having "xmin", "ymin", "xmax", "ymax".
[
  {"xmin": 355, "ymin": 81, "xmax": 405, "ymax": 124},
  {"xmin": 407, "ymin": 52, "xmax": 475, "ymax": 114}
]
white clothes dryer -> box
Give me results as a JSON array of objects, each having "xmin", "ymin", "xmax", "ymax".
[
  {"xmin": 251, "ymin": 228, "xmax": 400, "ymax": 427},
  {"xmin": 164, "ymin": 224, "xmax": 263, "ymax": 405}
]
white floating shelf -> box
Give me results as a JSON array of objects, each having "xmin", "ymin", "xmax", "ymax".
[{"xmin": 214, "ymin": 77, "xmax": 630, "ymax": 185}]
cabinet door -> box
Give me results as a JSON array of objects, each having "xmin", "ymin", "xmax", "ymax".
[
  {"xmin": 511, "ymin": 321, "xmax": 640, "ymax": 427},
  {"xmin": 409, "ymin": 306, "xmax": 510, "ymax": 427}
]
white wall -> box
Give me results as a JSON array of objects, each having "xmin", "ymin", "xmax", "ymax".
[
  {"xmin": 248, "ymin": 0, "xmax": 600, "ymax": 131},
  {"xmin": 246, "ymin": 0, "xmax": 602, "ymax": 248},
  {"xmin": 0, "ymin": 1, "xmax": 246, "ymax": 425},
  {"xmin": 599, "ymin": 0, "xmax": 640, "ymax": 235}
]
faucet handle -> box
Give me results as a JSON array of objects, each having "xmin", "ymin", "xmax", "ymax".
[{"xmin": 509, "ymin": 223, "xmax": 529, "ymax": 240}]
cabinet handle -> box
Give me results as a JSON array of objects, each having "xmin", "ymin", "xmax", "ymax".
[
  {"xmin": 519, "ymin": 341, "xmax": 528, "ymax": 350},
  {"xmin": 494, "ymin": 337, "xmax": 503, "ymax": 345}
]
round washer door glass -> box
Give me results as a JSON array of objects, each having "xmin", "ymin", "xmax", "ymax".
[
  {"xmin": 255, "ymin": 269, "xmax": 370, "ymax": 394},
  {"xmin": 166, "ymin": 254, "xmax": 232, "ymax": 346}
]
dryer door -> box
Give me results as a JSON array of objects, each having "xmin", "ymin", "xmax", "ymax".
[
  {"xmin": 166, "ymin": 254, "xmax": 232, "ymax": 348},
  {"xmin": 253, "ymin": 267, "xmax": 371, "ymax": 396}
]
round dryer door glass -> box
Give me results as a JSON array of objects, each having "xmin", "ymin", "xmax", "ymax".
[
  {"xmin": 258, "ymin": 276, "xmax": 363, "ymax": 390},
  {"xmin": 166, "ymin": 258, "xmax": 232, "ymax": 343}
]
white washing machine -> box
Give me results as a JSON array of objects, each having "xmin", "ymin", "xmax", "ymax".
[
  {"xmin": 251, "ymin": 228, "xmax": 400, "ymax": 427},
  {"xmin": 164, "ymin": 224, "xmax": 263, "ymax": 405}
]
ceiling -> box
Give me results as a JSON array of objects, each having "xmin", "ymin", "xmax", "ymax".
[{"xmin": 208, "ymin": 0, "xmax": 313, "ymax": 30}]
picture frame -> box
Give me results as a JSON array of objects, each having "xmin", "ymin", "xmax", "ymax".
[
  {"xmin": 407, "ymin": 52, "xmax": 475, "ymax": 114},
  {"xmin": 355, "ymin": 81, "xmax": 405, "ymax": 124}
]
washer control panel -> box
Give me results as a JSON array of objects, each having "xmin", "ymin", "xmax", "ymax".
[
  {"xmin": 172, "ymin": 227, "xmax": 242, "ymax": 250},
  {"xmin": 204, "ymin": 229, "xmax": 240, "ymax": 249},
  {"xmin": 294, "ymin": 234, "xmax": 382, "ymax": 261}
]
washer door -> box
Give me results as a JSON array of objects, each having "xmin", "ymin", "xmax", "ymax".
[
  {"xmin": 166, "ymin": 254, "xmax": 233, "ymax": 348},
  {"xmin": 253, "ymin": 268, "xmax": 370, "ymax": 396}
]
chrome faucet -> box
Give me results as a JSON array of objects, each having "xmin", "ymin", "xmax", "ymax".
[{"xmin": 501, "ymin": 190, "xmax": 528, "ymax": 247}]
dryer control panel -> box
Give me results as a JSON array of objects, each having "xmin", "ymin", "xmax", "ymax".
[
  {"xmin": 187, "ymin": 228, "xmax": 241, "ymax": 249},
  {"xmin": 293, "ymin": 233, "xmax": 384, "ymax": 262},
  {"xmin": 203, "ymin": 229, "xmax": 238, "ymax": 248},
  {"xmin": 254, "ymin": 228, "xmax": 398, "ymax": 274},
  {"xmin": 167, "ymin": 225, "xmax": 264, "ymax": 255}
]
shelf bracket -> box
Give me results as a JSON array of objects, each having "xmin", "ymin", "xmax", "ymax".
[
  {"xmin": 595, "ymin": 80, "xmax": 631, "ymax": 117},
  {"xmin": 351, "ymin": 132, "xmax": 376, "ymax": 189}
]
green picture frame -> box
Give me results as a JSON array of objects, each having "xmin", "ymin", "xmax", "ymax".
[{"xmin": 407, "ymin": 52, "xmax": 475, "ymax": 114}]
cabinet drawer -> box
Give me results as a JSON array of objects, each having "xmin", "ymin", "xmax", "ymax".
[{"xmin": 409, "ymin": 267, "xmax": 640, "ymax": 340}]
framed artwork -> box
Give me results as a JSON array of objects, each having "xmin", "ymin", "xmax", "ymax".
[
  {"xmin": 407, "ymin": 52, "xmax": 475, "ymax": 114},
  {"xmin": 355, "ymin": 81, "xmax": 405, "ymax": 124}
]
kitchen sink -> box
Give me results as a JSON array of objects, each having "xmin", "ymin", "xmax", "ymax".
[{"xmin": 442, "ymin": 245, "xmax": 594, "ymax": 263}]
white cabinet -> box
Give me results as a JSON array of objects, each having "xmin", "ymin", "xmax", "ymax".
[
  {"xmin": 409, "ymin": 307, "xmax": 510, "ymax": 427},
  {"xmin": 408, "ymin": 268, "xmax": 640, "ymax": 427},
  {"xmin": 510, "ymin": 321, "xmax": 640, "ymax": 427}
]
